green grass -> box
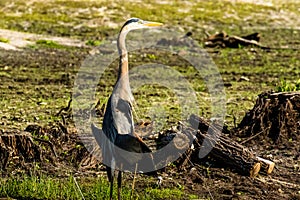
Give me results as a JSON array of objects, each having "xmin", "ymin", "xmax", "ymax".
[
  {"xmin": 0, "ymin": 37, "xmax": 9, "ymax": 43},
  {"xmin": 1, "ymin": 16, "xmax": 299, "ymax": 131},
  {"xmin": 0, "ymin": 0, "xmax": 299, "ymax": 40},
  {"xmin": 35, "ymin": 39, "xmax": 64, "ymax": 48},
  {"xmin": 0, "ymin": 175, "xmax": 84, "ymax": 199},
  {"xmin": 276, "ymin": 79, "xmax": 300, "ymax": 92},
  {"xmin": 0, "ymin": 174, "xmax": 190, "ymax": 200},
  {"xmin": 25, "ymin": 39, "xmax": 78, "ymax": 50},
  {"xmin": 0, "ymin": 48, "xmax": 83, "ymax": 130},
  {"xmin": 0, "ymin": 0, "xmax": 298, "ymax": 129},
  {"xmin": 85, "ymin": 39, "xmax": 102, "ymax": 46}
]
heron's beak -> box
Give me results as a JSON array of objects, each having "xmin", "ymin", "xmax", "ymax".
[{"xmin": 143, "ymin": 21, "xmax": 163, "ymax": 27}]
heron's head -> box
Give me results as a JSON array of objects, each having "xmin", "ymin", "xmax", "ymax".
[{"xmin": 120, "ymin": 18, "xmax": 163, "ymax": 34}]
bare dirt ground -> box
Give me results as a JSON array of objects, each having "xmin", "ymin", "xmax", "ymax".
[{"xmin": 0, "ymin": 29, "xmax": 86, "ymax": 50}]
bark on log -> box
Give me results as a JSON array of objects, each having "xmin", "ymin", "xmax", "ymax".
[
  {"xmin": 156, "ymin": 114, "xmax": 272, "ymax": 177},
  {"xmin": 165, "ymin": 115, "xmax": 275, "ymax": 177},
  {"xmin": 185, "ymin": 114, "xmax": 262, "ymax": 177}
]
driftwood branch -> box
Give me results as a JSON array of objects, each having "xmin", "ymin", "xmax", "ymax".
[
  {"xmin": 204, "ymin": 31, "xmax": 300, "ymax": 50},
  {"xmin": 204, "ymin": 31, "xmax": 264, "ymax": 48},
  {"xmin": 33, "ymin": 137, "xmax": 58, "ymax": 157},
  {"xmin": 56, "ymin": 98, "xmax": 72, "ymax": 116}
]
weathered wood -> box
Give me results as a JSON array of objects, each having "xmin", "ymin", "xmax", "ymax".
[
  {"xmin": 0, "ymin": 132, "xmax": 41, "ymax": 170},
  {"xmin": 204, "ymin": 31, "xmax": 300, "ymax": 50},
  {"xmin": 204, "ymin": 31, "xmax": 264, "ymax": 48},
  {"xmin": 185, "ymin": 114, "xmax": 262, "ymax": 177},
  {"xmin": 236, "ymin": 91, "xmax": 300, "ymax": 143},
  {"xmin": 156, "ymin": 115, "xmax": 267, "ymax": 177},
  {"xmin": 256, "ymin": 156, "xmax": 275, "ymax": 174}
]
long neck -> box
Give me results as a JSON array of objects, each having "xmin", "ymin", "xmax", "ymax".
[{"xmin": 117, "ymin": 30, "xmax": 129, "ymax": 82}]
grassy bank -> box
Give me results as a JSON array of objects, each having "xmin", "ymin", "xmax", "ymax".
[{"xmin": 0, "ymin": 174, "xmax": 192, "ymax": 199}]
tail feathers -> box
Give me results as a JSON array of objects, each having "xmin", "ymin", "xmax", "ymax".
[
  {"xmin": 91, "ymin": 123, "xmax": 104, "ymax": 147},
  {"xmin": 91, "ymin": 123, "xmax": 158, "ymax": 175},
  {"xmin": 91, "ymin": 123, "xmax": 102, "ymax": 134}
]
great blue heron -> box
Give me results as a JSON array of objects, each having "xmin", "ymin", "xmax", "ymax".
[{"xmin": 91, "ymin": 18, "xmax": 163, "ymax": 200}]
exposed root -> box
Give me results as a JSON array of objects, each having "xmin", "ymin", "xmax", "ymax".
[{"xmin": 235, "ymin": 91, "xmax": 300, "ymax": 145}]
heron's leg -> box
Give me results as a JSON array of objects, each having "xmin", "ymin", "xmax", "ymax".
[
  {"xmin": 109, "ymin": 180, "xmax": 114, "ymax": 200},
  {"xmin": 117, "ymin": 170, "xmax": 122, "ymax": 200},
  {"xmin": 107, "ymin": 167, "xmax": 114, "ymax": 200}
]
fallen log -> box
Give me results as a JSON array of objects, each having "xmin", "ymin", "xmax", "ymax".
[
  {"xmin": 187, "ymin": 114, "xmax": 263, "ymax": 177},
  {"xmin": 160, "ymin": 114, "xmax": 274, "ymax": 177}
]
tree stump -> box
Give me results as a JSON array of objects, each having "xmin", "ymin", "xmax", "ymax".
[
  {"xmin": 0, "ymin": 131, "xmax": 41, "ymax": 170},
  {"xmin": 236, "ymin": 91, "xmax": 300, "ymax": 144}
]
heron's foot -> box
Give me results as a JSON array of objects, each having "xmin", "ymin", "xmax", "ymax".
[{"xmin": 156, "ymin": 176, "xmax": 163, "ymax": 188}]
